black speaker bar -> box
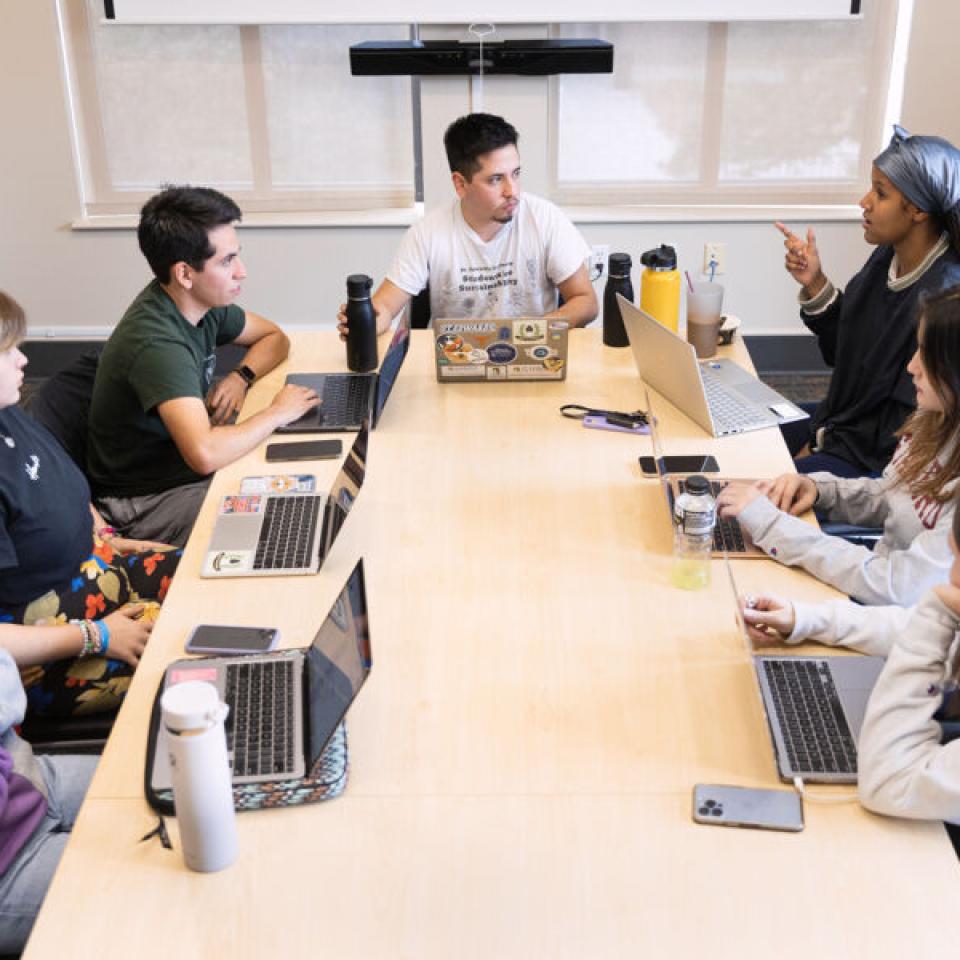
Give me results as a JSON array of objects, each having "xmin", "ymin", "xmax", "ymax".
[{"xmin": 350, "ymin": 39, "xmax": 613, "ymax": 77}]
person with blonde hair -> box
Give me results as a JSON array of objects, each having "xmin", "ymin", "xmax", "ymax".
[{"xmin": 0, "ymin": 291, "xmax": 179, "ymax": 718}]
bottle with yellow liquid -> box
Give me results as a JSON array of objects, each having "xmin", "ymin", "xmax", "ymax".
[
  {"xmin": 671, "ymin": 474, "xmax": 715, "ymax": 591},
  {"xmin": 640, "ymin": 245, "xmax": 681, "ymax": 333}
]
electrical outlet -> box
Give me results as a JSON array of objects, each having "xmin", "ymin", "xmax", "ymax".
[
  {"xmin": 703, "ymin": 242, "xmax": 726, "ymax": 276},
  {"xmin": 590, "ymin": 244, "xmax": 610, "ymax": 285}
]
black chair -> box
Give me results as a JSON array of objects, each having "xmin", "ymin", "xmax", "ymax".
[
  {"xmin": 18, "ymin": 711, "xmax": 114, "ymax": 755},
  {"xmin": 409, "ymin": 286, "xmax": 431, "ymax": 329},
  {"xmin": 24, "ymin": 348, "xmax": 101, "ymax": 473}
]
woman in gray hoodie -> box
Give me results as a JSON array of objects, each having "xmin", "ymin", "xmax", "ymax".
[{"xmin": 718, "ymin": 284, "xmax": 960, "ymax": 608}]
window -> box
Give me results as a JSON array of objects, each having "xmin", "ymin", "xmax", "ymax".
[
  {"xmin": 61, "ymin": 0, "xmax": 415, "ymax": 216},
  {"xmin": 551, "ymin": 3, "xmax": 899, "ymax": 206}
]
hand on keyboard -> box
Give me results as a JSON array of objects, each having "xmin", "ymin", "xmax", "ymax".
[
  {"xmin": 716, "ymin": 479, "xmax": 771, "ymax": 519},
  {"xmin": 767, "ymin": 473, "xmax": 818, "ymax": 516},
  {"xmin": 270, "ymin": 384, "xmax": 322, "ymax": 426}
]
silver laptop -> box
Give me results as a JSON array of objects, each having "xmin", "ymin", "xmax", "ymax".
[
  {"xmin": 278, "ymin": 316, "xmax": 410, "ymax": 433},
  {"xmin": 150, "ymin": 559, "xmax": 371, "ymax": 789},
  {"xmin": 201, "ymin": 420, "xmax": 368, "ymax": 578},
  {"xmin": 433, "ymin": 317, "xmax": 569, "ymax": 382},
  {"xmin": 724, "ymin": 559, "xmax": 884, "ymax": 784},
  {"xmin": 646, "ymin": 390, "xmax": 764, "ymax": 557},
  {"xmin": 619, "ymin": 296, "xmax": 808, "ymax": 437}
]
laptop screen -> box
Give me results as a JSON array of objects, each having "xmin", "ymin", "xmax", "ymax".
[
  {"xmin": 305, "ymin": 559, "xmax": 372, "ymax": 769},
  {"xmin": 372, "ymin": 316, "xmax": 410, "ymax": 426},
  {"xmin": 318, "ymin": 419, "xmax": 369, "ymax": 563}
]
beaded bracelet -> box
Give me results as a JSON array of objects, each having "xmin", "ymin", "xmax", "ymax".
[{"xmin": 72, "ymin": 619, "xmax": 105, "ymax": 658}]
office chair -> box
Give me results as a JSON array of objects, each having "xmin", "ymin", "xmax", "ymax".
[
  {"xmin": 409, "ymin": 286, "xmax": 431, "ymax": 329},
  {"xmin": 24, "ymin": 348, "xmax": 102, "ymax": 472}
]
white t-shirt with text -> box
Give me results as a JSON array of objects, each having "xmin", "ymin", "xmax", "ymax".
[{"xmin": 387, "ymin": 193, "xmax": 590, "ymax": 322}]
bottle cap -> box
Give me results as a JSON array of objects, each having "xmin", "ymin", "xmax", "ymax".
[
  {"xmin": 346, "ymin": 274, "xmax": 373, "ymax": 298},
  {"xmin": 684, "ymin": 474, "xmax": 710, "ymax": 495},
  {"xmin": 640, "ymin": 245, "xmax": 677, "ymax": 271},
  {"xmin": 608, "ymin": 252, "xmax": 632, "ymax": 276},
  {"xmin": 161, "ymin": 681, "xmax": 224, "ymax": 734}
]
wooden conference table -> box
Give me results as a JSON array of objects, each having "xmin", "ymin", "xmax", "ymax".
[{"xmin": 24, "ymin": 329, "xmax": 960, "ymax": 959}]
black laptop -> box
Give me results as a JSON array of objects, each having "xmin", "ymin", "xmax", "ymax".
[{"xmin": 277, "ymin": 318, "xmax": 410, "ymax": 433}]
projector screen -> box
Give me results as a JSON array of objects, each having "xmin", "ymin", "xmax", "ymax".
[{"xmin": 104, "ymin": 0, "xmax": 861, "ymax": 25}]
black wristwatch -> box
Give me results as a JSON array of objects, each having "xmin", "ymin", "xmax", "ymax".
[{"xmin": 232, "ymin": 364, "xmax": 256, "ymax": 388}]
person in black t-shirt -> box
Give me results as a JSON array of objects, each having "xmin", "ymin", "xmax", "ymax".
[
  {"xmin": 775, "ymin": 126, "xmax": 960, "ymax": 478},
  {"xmin": 0, "ymin": 292, "xmax": 181, "ymax": 718}
]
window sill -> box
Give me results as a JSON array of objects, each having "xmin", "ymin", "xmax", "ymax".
[
  {"xmin": 71, "ymin": 205, "xmax": 424, "ymax": 231},
  {"xmin": 562, "ymin": 203, "xmax": 864, "ymax": 224}
]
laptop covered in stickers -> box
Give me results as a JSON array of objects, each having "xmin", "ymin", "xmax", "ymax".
[{"xmin": 433, "ymin": 316, "xmax": 570, "ymax": 382}]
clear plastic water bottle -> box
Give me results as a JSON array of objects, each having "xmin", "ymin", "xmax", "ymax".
[
  {"xmin": 602, "ymin": 252, "xmax": 634, "ymax": 347},
  {"xmin": 671, "ymin": 474, "xmax": 716, "ymax": 590},
  {"xmin": 161, "ymin": 681, "xmax": 238, "ymax": 873},
  {"xmin": 345, "ymin": 274, "xmax": 379, "ymax": 373}
]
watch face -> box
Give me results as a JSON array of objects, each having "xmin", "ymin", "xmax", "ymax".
[{"xmin": 235, "ymin": 364, "xmax": 255, "ymax": 385}]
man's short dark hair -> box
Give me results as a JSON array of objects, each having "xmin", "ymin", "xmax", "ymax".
[
  {"xmin": 138, "ymin": 186, "xmax": 243, "ymax": 283},
  {"xmin": 443, "ymin": 113, "xmax": 518, "ymax": 181}
]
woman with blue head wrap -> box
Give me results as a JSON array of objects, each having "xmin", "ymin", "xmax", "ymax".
[{"xmin": 773, "ymin": 126, "xmax": 960, "ymax": 478}]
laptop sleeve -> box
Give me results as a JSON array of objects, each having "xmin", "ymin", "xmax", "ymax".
[{"xmin": 143, "ymin": 675, "xmax": 349, "ymax": 816}]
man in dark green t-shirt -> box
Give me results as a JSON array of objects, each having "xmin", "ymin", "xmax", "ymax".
[{"xmin": 88, "ymin": 186, "xmax": 320, "ymax": 546}]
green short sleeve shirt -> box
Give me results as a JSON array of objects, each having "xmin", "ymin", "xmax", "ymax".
[{"xmin": 87, "ymin": 280, "xmax": 246, "ymax": 497}]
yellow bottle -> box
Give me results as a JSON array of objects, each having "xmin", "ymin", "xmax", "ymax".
[{"xmin": 640, "ymin": 245, "xmax": 681, "ymax": 333}]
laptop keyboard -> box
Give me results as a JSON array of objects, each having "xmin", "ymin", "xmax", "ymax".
[
  {"xmin": 676, "ymin": 478, "xmax": 746, "ymax": 553},
  {"xmin": 700, "ymin": 370, "xmax": 770, "ymax": 434},
  {"xmin": 224, "ymin": 658, "xmax": 297, "ymax": 778},
  {"xmin": 760, "ymin": 659, "xmax": 858, "ymax": 777},
  {"xmin": 322, "ymin": 375, "xmax": 373, "ymax": 425},
  {"xmin": 254, "ymin": 495, "xmax": 321, "ymax": 571}
]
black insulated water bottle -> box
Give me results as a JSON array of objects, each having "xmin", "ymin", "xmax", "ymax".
[
  {"xmin": 345, "ymin": 274, "xmax": 378, "ymax": 373},
  {"xmin": 602, "ymin": 252, "xmax": 634, "ymax": 347}
]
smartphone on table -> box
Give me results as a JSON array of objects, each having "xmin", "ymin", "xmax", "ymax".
[
  {"xmin": 692, "ymin": 784, "xmax": 803, "ymax": 833},
  {"xmin": 265, "ymin": 439, "xmax": 342, "ymax": 463},
  {"xmin": 639, "ymin": 454, "xmax": 720, "ymax": 476},
  {"xmin": 185, "ymin": 624, "xmax": 279, "ymax": 656}
]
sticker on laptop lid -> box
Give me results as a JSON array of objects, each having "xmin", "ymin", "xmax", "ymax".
[
  {"xmin": 220, "ymin": 495, "xmax": 263, "ymax": 515},
  {"xmin": 239, "ymin": 474, "xmax": 316, "ymax": 495},
  {"xmin": 168, "ymin": 667, "xmax": 219, "ymax": 686},
  {"xmin": 514, "ymin": 320, "xmax": 545, "ymax": 342},
  {"xmin": 487, "ymin": 342, "xmax": 518, "ymax": 364},
  {"xmin": 205, "ymin": 550, "xmax": 253, "ymax": 574}
]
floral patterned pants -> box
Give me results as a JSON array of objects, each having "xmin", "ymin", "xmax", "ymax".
[{"xmin": 0, "ymin": 538, "xmax": 181, "ymax": 718}]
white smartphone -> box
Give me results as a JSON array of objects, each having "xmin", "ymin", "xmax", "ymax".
[
  {"xmin": 692, "ymin": 784, "xmax": 804, "ymax": 833},
  {"xmin": 185, "ymin": 624, "xmax": 279, "ymax": 656}
]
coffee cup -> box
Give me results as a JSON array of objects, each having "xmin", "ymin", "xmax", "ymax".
[{"xmin": 686, "ymin": 282, "xmax": 724, "ymax": 359}]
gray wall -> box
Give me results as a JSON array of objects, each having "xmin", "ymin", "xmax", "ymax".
[{"xmin": 1, "ymin": 0, "xmax": 954, "ymax": 338}]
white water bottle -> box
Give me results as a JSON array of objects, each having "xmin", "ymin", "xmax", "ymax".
[{"xmin": 161, "ymin": 681, "xmax": 238, "ymax": 873}]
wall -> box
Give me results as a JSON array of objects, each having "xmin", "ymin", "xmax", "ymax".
[{"xmin": 1, "ymin": 0, "xmax": 951, "ymax": 340}]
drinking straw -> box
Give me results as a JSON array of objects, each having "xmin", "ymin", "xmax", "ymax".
[{"xmin": 684, "ymin": 270, "xmax": 695, "ymax": 294}]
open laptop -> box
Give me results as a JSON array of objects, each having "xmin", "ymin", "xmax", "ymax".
[
  {"xmin": 619, "ymin": 296, "xmax": 808, "ymax": 437},
  {"xmin": 201, "ymin": 420, "xmax": 368, "ymax": 578},
  {"xmin": 724, "ymin": 559, "xmax": 884, "ymax": 784},
  {"xmin": 149, "ymin": 558, "xmax": 371, "ymax": 791},
  {"xmin": 646, "ymin": 390, "xmax": 763, "ymax": 557},
  {"xmin": 278, "ymin": 315, "xmax": 410, "ymax": 433},
  {"xmin": 433, "ymin": 317, "xmax": 569, "ymax": 382}
]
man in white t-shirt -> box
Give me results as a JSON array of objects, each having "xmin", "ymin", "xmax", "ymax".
[{"xmin": 338, "ymin": 113, "xmax": 597, "ymax": 336}]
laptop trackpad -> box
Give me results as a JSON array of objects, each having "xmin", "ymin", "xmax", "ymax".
[
  {"xmin": 832, "ymin": 656, "xmax": 885, "ymax": 738},
  {"xmin": 209, "ymin": 514, "xmax": 264, "ymax": 551}
]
